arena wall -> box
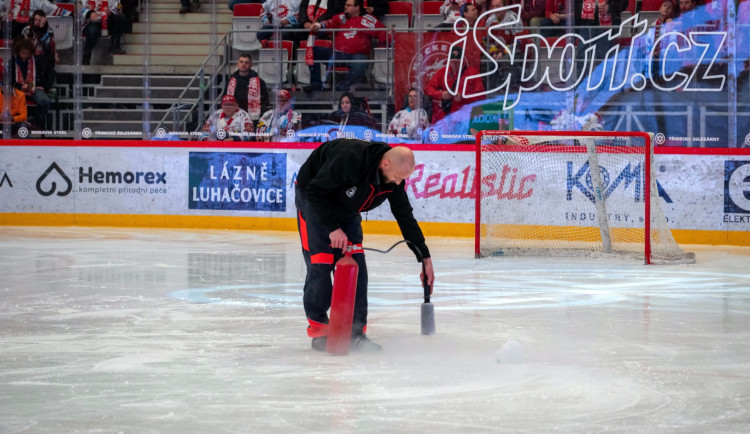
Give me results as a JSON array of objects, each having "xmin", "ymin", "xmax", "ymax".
[{"xmin": 1, "ymin": 140, "xmax": 748, "ymax": 246}]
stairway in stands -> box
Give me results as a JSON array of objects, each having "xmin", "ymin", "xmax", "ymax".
[{"xmin": 115, "ymin": 0, "xmax": 232, "ymax": 67}]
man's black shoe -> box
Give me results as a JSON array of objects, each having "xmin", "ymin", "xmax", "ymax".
[
  {"xmin": 311, "ymin": 336, "xmax": 327, "ymax": 352},
  {"xmin": 302, "ymin": 85, "xmax": 322, "ymax": 93},
  {"xmin": 351, "ymin": 334, "xmax": 382, "ymax": 353}
]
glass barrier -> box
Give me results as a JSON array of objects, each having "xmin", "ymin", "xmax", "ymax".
[{"xmin": 1, "ymin": 0, "xmax": 747, "ymax": 147}]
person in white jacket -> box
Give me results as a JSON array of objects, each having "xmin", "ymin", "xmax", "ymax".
[
  {"xmin": 256, "ymin": 89, "xmax": 302, "ymax": 141},
  {"xmin": 388, "ymin": 88, "xmax": 429, "ymax": 140},
  {"xmin": 256, "ymin": 0, "xmax": 302, "ymax": 44},
  {"xmin": 199, "ymin": 94, "xmax": 254, "ymax": 141}
]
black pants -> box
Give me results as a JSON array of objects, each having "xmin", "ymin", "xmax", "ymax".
[
  {"xmin": 295, "ymin": 188, "xmax": 368, "ymax": 338},
  {"xmin": 83, "ymin": 13, "xmax": 127, "ymax": 64}
]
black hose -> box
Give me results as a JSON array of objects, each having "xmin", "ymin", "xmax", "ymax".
[{"xmin": 363, "ymin": 240, "xmax": 431, "ymax": 303}]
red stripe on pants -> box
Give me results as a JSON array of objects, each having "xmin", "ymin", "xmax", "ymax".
[
  {"xmin": 307, "ymin": 319, "xmax": 329, "ymax": 337},
  {"xmin": 310, "ymin": 253, "xmax": 334, "ymax": 264},
  {"xmin": 298, "ymin": 211, "xmax": 309, "ymax": 251}
]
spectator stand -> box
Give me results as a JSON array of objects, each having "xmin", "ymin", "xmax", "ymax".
[
  {"xmin": 232, "ymin": 3, "xmax": 264, "ymax": 52},
  {"xmin": 258, "ymin": 39, "xmax": 294, "ymax": 85},
  {"xmin": 48, "ymin": 3, "xmax": 75, "ymax": 51}
]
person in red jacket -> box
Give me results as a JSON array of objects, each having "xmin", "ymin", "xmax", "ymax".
[
  {"xmin": 424, "ymin": 46, "xmax": 485, "ymax": 123},
  {"xmin": 303, "ymin": 0, "xmax": 386, "ymax": 92}
]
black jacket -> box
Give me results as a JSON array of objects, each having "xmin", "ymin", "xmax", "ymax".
[
  {"xmin": 224, "ymin": 70, "xmax": 271, "ymax": 120},
  {"xmin": 296, "ymin": 139, "xmax": 430, "ymax": 260}
]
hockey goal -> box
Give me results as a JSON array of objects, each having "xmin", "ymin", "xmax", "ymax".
[{"xmin": 475, "ymin": 130, "xmax": 694, "ymax": 264}]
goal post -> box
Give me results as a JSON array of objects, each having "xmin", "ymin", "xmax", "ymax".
[{"xmin": 474, "ymin": 130, "xmax": 695, "ymax": 265}]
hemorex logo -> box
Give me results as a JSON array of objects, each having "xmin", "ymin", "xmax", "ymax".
[
  {"xmin": 77, "ymin": 166, "xmax": 168, "ymax": 195},
  {"xmin": 37, "ymin": 162, "xmax": 73, "ymax": 197},
  {"xmin": 724, "ymin": 161, "xmax": 750, "ymax": 214},
  {"xmin": 566, "ymin": 161, "xmax": 672, "ymax": 203}
]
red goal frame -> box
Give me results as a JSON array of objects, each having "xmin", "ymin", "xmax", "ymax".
[{"xmin": 475, "ymin": 130, "xmax": 654, "ymax": 264}]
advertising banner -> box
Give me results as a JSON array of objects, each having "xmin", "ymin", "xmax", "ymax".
[
  {"xmin": 1, "ymin": 142, "xmax": 749, "ymax": 241},
  {"xmin": 188, "ymin": 152, "xmax": 288, "ymax": 211}
]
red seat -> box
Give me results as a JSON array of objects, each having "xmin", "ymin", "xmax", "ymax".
[
  {"xmin": 387, "ymin": 1, "xmax": 413, "ymax": 25},
  {"xmin": 641, "ymin": 0, "xmax": 664, "ymax": 11},
  {"xmin": 261, "ymin": 40, "xmax": 294, "ymax": 60},
  {"xmin": 233, "ymin": 3, "xmax": 263, "ymax": 16},
  {"xmin": 57, "ymin": 3, "xmax": 74, "ymax": 13},
  {"xmin": 422, "ymin": 1, "xmax": 442, "ymax": 15}
]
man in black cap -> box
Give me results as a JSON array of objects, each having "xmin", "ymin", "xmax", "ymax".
[{"xmin": 295, "ymin": 139, "xmax": 435, "ymax": 352}]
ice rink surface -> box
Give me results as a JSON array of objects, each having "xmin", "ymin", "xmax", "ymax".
[{"xmin": 1, "ymin": 226, "xmax": 749, "ymax": 433}]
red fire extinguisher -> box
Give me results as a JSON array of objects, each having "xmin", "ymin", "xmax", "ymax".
[{"xmin": 326, "ymin": 244, "xmax": 359, "ymax": 355}]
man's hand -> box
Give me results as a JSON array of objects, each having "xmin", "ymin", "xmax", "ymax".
[
  {"xmin": 329, "ymin": 228, "xmax": 348, "ymax": 250},
  {"xmin": 441, "ymin": 91, "xmax": 453, "ymax": 101},
  {"xmin": 421, "ymin": 257, "xmax": 435, "ymax": 294}
]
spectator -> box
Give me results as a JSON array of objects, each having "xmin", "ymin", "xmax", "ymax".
[
  {"xmin": 256, "ymin": 89, "xmax": 302, "ymax": 140},
  {"xmin": 363, "ymin": 0, "xmax": 388, "ymax": 18},
  {"xmin": 256, "ymin": 0, "xmax": 303, "ymax": 44},
  {"xmin": 388, "ymin": 88, "xmax": 429, "ymax": 140},
  {"xmin": 81, "ymin": 0, "xmax": 127, "ymax": 65},
  {"xmin": 21, "ymin": 10, "xmax": 56, "ymax": 99},
  {"xmin": 438, "ymin": 0, "xmax": 468, "ymax": 28},
  {"xmin": 180, "ymin": 0, "xmax": 201, "ymax": 14},
  {"xmin": 11, "ymin": 38, "xmax": 49, "ymax": 128},
  {"xmin": 436, "ymin": 0, "xmax": 481, "ymax": 30},
  {"xmin": 0, "ymin": 0, "xmax": 71, "ymax": 38},
  {"xmin": 424, "ymin": 46, "xmax": 485, "ymax": 123},
  {"xmin": 644, "ymin": 0, "xmax": 679, "ymax": 79},
  {"xmin": 0, "ymin": 79, "xmax": 31, "ymax": 137},
  {"xmin": 299, "ymin": 0, "xmax": 346, "ymax": 28},
  {"xmin": 199, "ymin": 95, "xmax": 254, "ymax": 141},
  {"xmin": 539, "ymin": 0, "xmax": 570, "ymax": 37},
  {"xmin": 574, "ymin": 0, "xmax": 629, "ymax": 61},
  {"xmin": 328, "ymin": 91, "xmax": 377, "ymax": 129},
  {"xmin": 654, "ymin": 0, "xmax": 679, "ymax": 26},
  {"xmin": 520, "ymin": 0, "xmax": 547, "ymax": 29},
  {"xmin": 303, "ymin": 0, "xmax": 386, "ymax": 92},
  {"xmin": 483, "ymin": 0, "xmax": 528, "ymax": 90},
  {"xmin": 224, "ymin": 54, "xmax": 271, "ymax": 130}
]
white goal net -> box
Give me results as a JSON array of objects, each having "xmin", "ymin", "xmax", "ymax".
[{"xmin": 475, "ymin": 130, "xmax": 694, "ymax": 264}]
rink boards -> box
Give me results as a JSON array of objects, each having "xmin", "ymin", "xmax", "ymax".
[{"xmin": 0, "ymin": 140, "xmax": 748, "ymax": 246}]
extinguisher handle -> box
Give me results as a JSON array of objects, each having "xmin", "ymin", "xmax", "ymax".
[{"xmin": 421, "ymin": 261, "xmax": 431, "ymax": 303}]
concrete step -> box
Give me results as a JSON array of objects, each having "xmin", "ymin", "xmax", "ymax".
[
  {"xmin": 132, "ymin": 22, "xmax": 232, "ymax": 33},
  {"xmin": 145, "ymin": 12, "xmax": 233, "ymax": 23},
  {"xmin": 94, "ymin": 86, "xmax": 202, "ymax": 99},
  {"xmin": 123, "ymin": 43, "xmax": 216, "ymax": 56},
  {"xmin": 81, "ymin": 109, "xmax": 173, "ymax": 122},
  {"xmin": 113, "ymin": 53, "xmax": 222, "ymax": 66},
  {"xmin": 145, "ymin": 4, "xmax": 233, "ymax": 14},
  {"xmin": 100, "ymin": 75, "xmax": 199, "ymax": 87},
  {"xmin": 127, "ymin": 32, "xmax": 220, "ymax": 44}
]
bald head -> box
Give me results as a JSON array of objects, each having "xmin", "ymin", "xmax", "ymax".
[{"xmin": 380, "ymin": 146, "xmax": 416, "ymax": 185}]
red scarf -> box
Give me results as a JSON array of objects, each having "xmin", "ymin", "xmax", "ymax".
[
  {"xmin": 15, "ymin": 56, "xmax": 35, "ymax": 96},
  {"xmin": 227, "ymin": 76, "xmax": 261, "ymax": 120},
  {"xmin": 14, "ymin": 0, "xmax": 31, "ymax": 23},
  {"xmin": 246, "ymin": 77, "xmax": 261, "ymax": 120},
  {"xmin": 305, "ymin": 0, "xmax": 328, "ymax": 66},
  {"xmin": 581, "ymin": 0, "xmax": 611, "ymax": 26}
]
